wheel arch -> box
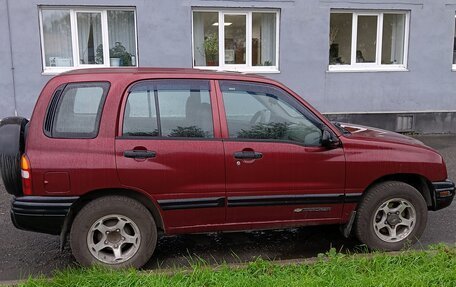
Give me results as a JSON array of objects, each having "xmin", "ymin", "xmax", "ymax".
[
  {"xmin": 67, "ymin": 188, "xmax": 165, "ymax": 233},
  {"xmin": 361, "ymin": 173, "xmax": 433, "ymax": 208}
]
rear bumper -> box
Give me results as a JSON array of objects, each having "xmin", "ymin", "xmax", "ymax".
[
  {"xmin": 431, "ymin": 180, "xmax": 455, "ymax": 211},
  {"xmin": 11, "ymin": 196, "xmax": 79, "ymax": 235}
]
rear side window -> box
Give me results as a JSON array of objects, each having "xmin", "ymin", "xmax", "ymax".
[
  {"xmin": 123, "ymin": 79, "xmax": 213, "ymax": 138},
  {"xmin": 45, "ymin": 82, "xmax": 110, "ymax": 138}
]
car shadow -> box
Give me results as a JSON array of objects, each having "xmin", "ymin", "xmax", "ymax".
[{"xmin": 143, "ymin": 225, "xmax": 364, "ymax": 269}]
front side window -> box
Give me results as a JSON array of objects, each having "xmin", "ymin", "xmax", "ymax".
[
  {"xmin": 329, "ymin": 11, "xmax": 408, "ymax": 71},
  {"xmin": 193, "ymin": 10, "xmax": 279, "ymax": 72},
  {"xmin": 123, "ymin": 80, "xmax": 214, "ymax": 138},
  {"xmin": 40, "ymin": 7, "xmax": 137, "ymax": 73},
  {"xmin": 49, "ymin": 82, "xmax": 110, "ymax": 138},
  {"xmin": 220, "ymin": 81, "xmax": 323, "ymax": 146}
]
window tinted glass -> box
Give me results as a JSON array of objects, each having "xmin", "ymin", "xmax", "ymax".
[
  {"xmin": 382, "ymin": 14, "xmax": 405, "ymax": 65},
  {"xmin": 220, "ymin": 81, "xmax": 323, "ymax": 146},
  {"xmin": 252, "ymin": 13, "xmax": 277, "ymax": 66},
  {"xmin": 329, "ymin": 13, "xmax": 352, "ymax": 65},
  {"xmin": 77, "ymin": 12, "xmax": 103, "ymax": 65},
  {"xmin": 108, "ymin": 11, "xmax": 136, "ymax": 66},
  {"xmin": 123, "ymin": 89, "xmax": 158, "ymax": 136},
  {"xmin": 224, "ymin": 14, "xmax": 246, "ymax": 65},
  {"xmin": 356, "ymin": 15, "xmax": 377, "ymax": 63},
  {"xmin": 193, "ymin": 12, "xmax": 219, "ymax": 66},
  {"xmin": 73, "ymin": 87, "xmax": 103, "ymax": 113},
  {"xmin": 123, "ymin": 80, "xmax": 213, "ymax": 138},
  {"xmin": 42, "ymin": 9, "xmax": 73, "ymax": 67},
  {"xmin": 52, "ymin": 82, "xmax": 109, "ymax": 138}
]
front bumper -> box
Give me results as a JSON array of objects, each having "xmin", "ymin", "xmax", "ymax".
[
  {"xmin": 431, "ymin": 180, "xmax": 455, "ymax": 211},
  {"xmin": 11, "ymin": 196, "xmax": 79, "ymax": 235}
]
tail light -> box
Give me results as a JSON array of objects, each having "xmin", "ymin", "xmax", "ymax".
[{"xmin": 21, "ymin": 154, "xmax": 32, "ymax": 195}]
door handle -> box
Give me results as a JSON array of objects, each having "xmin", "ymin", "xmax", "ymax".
[
  {"xmin": 234, "ymin": 151, "xmax": 263, "ymax": 160},
  {"xmin": 124, "ymin": 150, "xmax": 156, "ymax": 159}
]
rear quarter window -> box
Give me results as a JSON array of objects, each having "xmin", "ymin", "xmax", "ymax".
[{"xmin": 44, "ymin": 82, "xmax": 110, "ymax": 138}]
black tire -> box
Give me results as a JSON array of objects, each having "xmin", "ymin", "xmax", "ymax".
[
  {"xmin": 70, "ymin": 196, "xmax": 157, "ymax": 268},
  {"xmin": 355, "ymin": 181, "xmax": 428, "ymax": 251},
  {"xmin": 0, "ymin": 117, "xmax": 29, "ymax": 196}
]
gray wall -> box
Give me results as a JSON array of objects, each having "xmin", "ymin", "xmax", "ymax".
[
  {"xmin": 1, "ymin": 0, "xmax": 456, "ymax": 124},
  {"xmin": 0, "ymin": 0, "xmax": 16, "ymax": 117}
]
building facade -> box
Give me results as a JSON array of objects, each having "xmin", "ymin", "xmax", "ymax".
[{"xmin": 1, "ymin": 0, "xmax": 456, "ymax": 133}]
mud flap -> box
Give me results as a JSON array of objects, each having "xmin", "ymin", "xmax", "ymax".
[
  {"xmin": 342, "ymin": 211, "xmax": 357, "ymax": 238},
  {"xmin": 59, "ymin": 208, "xmax": 73, "ymax": 251}
]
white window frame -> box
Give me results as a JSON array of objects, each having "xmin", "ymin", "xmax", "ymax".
[
  {"xmin": 39, "ymin": 7, "xmax": 138, "ymax": 75},
  {"xmin": 452, "ymin": 15, "xmax": 456, "ymax": 71},
  {"xmin": 192, "ymin": 9, "xmax": 280, "ymax": 73},
  {"xmin": 328, "ymin": 10, "xmax": 409, "ymax": 72}
]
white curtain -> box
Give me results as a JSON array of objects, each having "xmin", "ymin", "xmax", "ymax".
[
  {"xmin": 193, "ymin": 13, "xmax": 206, "ymax": 66},
  {"xmin": 42, "ymin": 10, "xmax": 73, "ymax": 67},
  {"xmin": 392, "ymin": 15, "xmax": 405, "ymax": 64},
  {"xmin": 108, "ymin": 11, "xmax": 136, "ymax": 58},
  {"xmin": 77, "ymin": 13, "xmax": 103, "ymax": 64},
  {"xmin": 260, "ymin": 13, "xmax": 276, "ymax": 66}
]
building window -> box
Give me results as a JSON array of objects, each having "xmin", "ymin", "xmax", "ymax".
[
  {"xmin": 40, "ymin": 7, "xmax": 137, "ymax": 74},
  {"xmin": 192, "ymin": 10, "xmax": 279, "ymax": 73},
  {"xmin": 329, "ymin": 11, "xmax": 409, "ymax": 71}
]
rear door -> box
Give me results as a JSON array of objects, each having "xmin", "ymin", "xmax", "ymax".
[
  {"xmin": 115, "ymin": 79, "xmax": 225, "ymax": 231},
  {"xmin": 217, "ymin": 80, "xmax": 346, "ymax": 225}
]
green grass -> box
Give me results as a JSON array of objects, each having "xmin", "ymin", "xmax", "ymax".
[{"xmin": 21, "ymin": 245, "xmax": 456, "ymax": 287}]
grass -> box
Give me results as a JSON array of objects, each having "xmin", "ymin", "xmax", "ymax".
[{"xmin": 21, "ymin": 244, "xmax": 456, "ymax": 287}]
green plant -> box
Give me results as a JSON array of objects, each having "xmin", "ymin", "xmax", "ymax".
[
  {"xmin": 95, "ymin": 44, "xmax": 104, "ymax": 64},
  {"xmin": 109, "ymin": 42, "xmax": 132, "ymax": 66},
  {"xmin": 203, "ymin": 33, "xmax": 219, "ymax": 64},
  {"xmin": 95, "ymin": 42, "xmax": 132, "ymax": 66},
  {"xmin": 21, "ymin": 245, "xmax": 456, "ymax": 287}
]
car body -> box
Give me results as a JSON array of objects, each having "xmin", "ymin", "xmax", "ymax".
[{"xmin": 1, "ymin": 68, "xmax": 454, "ymax": 267}]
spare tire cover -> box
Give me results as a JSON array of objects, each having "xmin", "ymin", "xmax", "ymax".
[{"xmin": 0, "ymin": 117, "xmax": 29, "ymax": 196}]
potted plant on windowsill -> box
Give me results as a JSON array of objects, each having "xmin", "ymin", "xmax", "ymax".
[
  {"xmin": 110, "ymin": 42, "xmax": 132, "ymax": 67},
  {"xmin": 203, "ymin": 33, "xmax": 218, "ymax": 66}
]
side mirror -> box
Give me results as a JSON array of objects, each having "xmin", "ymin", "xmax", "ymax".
[{"xmin": 321, "ymin": 129, "xmax": 340, "ymax": 149}]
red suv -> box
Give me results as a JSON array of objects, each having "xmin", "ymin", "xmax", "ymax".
[{"xmin": 0, "ymin": 68, "xmax": 454, "ymax": 268}]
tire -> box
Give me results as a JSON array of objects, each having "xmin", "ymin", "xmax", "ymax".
[
  {"xmin": 0, "ymin": 117, "xmax": 29, "ymax": 196},
  {"xmin": 70, "ymin": 196, "xmax": 157, "ymax": 268},
  {"xmin": 355, "ymin": 181, "xmax": 428, "ymax": 251}
]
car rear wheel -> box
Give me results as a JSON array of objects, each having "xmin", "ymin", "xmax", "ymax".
[
  {"xmin": 70, "ymin": 196, "xmax": 157, "ymax": 268},
  {"xmin": 355, "ymin": 181, "xmax": 428, "ymax": 251}
]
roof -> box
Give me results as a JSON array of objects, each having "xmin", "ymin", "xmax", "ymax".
[{"xmin": 61, "ymin": 67, "xmax": 266, "ymax": 80}]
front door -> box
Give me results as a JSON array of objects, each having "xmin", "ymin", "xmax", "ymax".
[
  {"xmin": 115, "ymin": 79, "xmax": 225, "ymax": 231},
  {"xmin": 217, "ymin": 80, "xmax": 346, "ymax": 225}
]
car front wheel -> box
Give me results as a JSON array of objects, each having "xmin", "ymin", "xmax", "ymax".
[
  {"xmin": 70, "ymin": 195, "xmax": 157, "ymax": 268},
  {"xmin": 355, "ymin": 181, "xmax": 428, "ymax": 251}
]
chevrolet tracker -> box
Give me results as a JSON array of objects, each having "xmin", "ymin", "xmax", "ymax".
[{"xmin": 0, "ymin": 68, "xmax": 454, "ymax": 268}]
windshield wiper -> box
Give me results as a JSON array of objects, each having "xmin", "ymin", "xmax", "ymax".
[{"xmin": 331, "ymin": 121, "xmax": 351, "ymax": 135}]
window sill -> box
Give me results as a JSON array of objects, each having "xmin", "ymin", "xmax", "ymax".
[
  {"xmin": 327, "ymin": 65, "xmax": 408, "ymax": 73},
  {"xmin": 193, "ymin": 66, "xmax": 280, "ymax": 74}
]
